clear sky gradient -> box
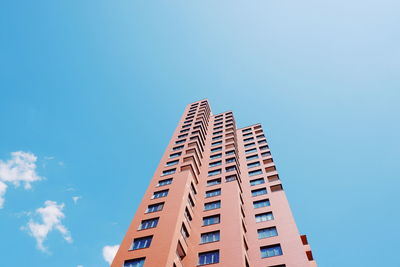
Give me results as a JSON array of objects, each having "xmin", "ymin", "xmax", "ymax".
[{"xmin": 1, "ymin": 1, "xmax": 399, "ymax": 266}]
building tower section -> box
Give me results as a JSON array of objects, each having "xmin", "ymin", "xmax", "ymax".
[{"xmin": 111, "ymin": 99, "xmax": 317, "ymax": 267}]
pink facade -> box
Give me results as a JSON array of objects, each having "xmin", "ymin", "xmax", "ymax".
[{"xmin": 111, "ymin": 100, "xmax": 317, "ymax": 267}]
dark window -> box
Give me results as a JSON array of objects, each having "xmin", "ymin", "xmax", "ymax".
[
  {"xmin": 261, "ymin": 244, "xmax": 283, "ymax": 258},
  {"xmin": 208, "ymin": 169, "xmax": 221, "ymax": 176},
  {"xmin": 250, "ymin": 178, "xmax": 265, "ymax": 186},
  {"xmin": 247, "ymin": 161, "xmax": 261, "ymax": 168},
  {"xmin": 207, "ymin": 178, "xmax": 221, "ymax": 186},
  {"xmin": 166, "ymin": 160, "xmax": 179, "ymax": 166},
  {"xmin": 139, "ymin": 218, "xmax": 159, "ymax": 230},
  {"xmin": 209, "ymin": 161, "xmax": 222, "ymax": 167},
  {"xmin": 198, "ymin": 250, "xmax": 220, "ymax": 265},
  {"xmin": 210, "ymin": 153, "xmax": 222, "ymax": 159},
  {"xmin": 255, "ymin": 212, "xmax": 274, "ymax": 222},
  {"xmin": 258, "ymin": 227, "xmax": 278, "ymax": 239},
  {"xmin": 157, "ymin": 178, "xmax": 172, "ymax": 186},
  {"xmin": 132, "ymin": 236, "xmax": 152, "ymax": 250},
  {"xmin": 146, "ymin": 202, "xmax": 164, "ymax": 213},
  {"xmin": 252, "ymin": 188, "xmax": 267, "ymax": 197},
  {"xmin": 201, "ymin": 231, "xmax": 220, "ymax": 244},
  {"xmin": 245, "ymin": 148, "xmax": 257, "ymax": 154},
  {"xmin": 205, "ymin": 189, "xmax": 221, "ymax": 198},
  {"xmin": 153, "ymin": 189, "xmax": 168, "ymax": 199},
  {"xmin": 246, "ymin": 154, "xmax": 259, "ymax": 161},
  {"xmin": 249, "ymin": 169, "xmax": 263, "ymax": 176},
  {"xmin": 203, "ymin": 215, "xmax": 220, "ymax": 226},
  {"xmin": 173, "ymin": 145, "xmax": 184, "ymax": 151},
  {"xmin": 169, "ymin": 152, "xmax": 181, "ymax": 158},
  {"xmin": 124, "ymin": 258, "xmax": 145, "ymax": 267},
  {"xmin": 162, "ymin": 168, "xmax": 176, "ymax": 176},
  {"xmin": 204, "ymin": 200, "xmax": 221, "ymax": 211},
  {"xmin": 253, "ymin": 199, "xmax": 270, "ymax": 208},
  {"xmin": 211, "ymin": 147, "xmax": 222, "ymax": 152}
]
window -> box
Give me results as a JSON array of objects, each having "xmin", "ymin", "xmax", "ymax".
[
  {"xmin": 211, "ymin": 147, "xmax": 222, "ymax": 152},
  {"xmin": 257, "ymin": 134, "xmax": 265, "ymax": 139},
  {"xmin": 258, "ymin": 227, "xmax": 278, "ymax": 239},
  {"xmin": 225, "ymin": 174, "xmax": 237, "ymax": 182},
  {"xmin": 244, "ymin": 137, "xmax": 254, "ymax": 142},
  {"xmin": 157, "ymin": 178, "xmax": 172, "ymax": 186},
  {"xmin": 204, "ymin": 200, "xmax": 221, "ymax": 211},
  {"xmin": 250, "ymin": 178, "xmax": 265, "ymax": 186},
  {"xmin": 247, "ymin": 161, "xmax": 261, "ymax": 168},
  {"xmin": 262, "ymin": 151, "xmax": 271, "ymax": 157},
  {"xmin": 178, "ymin": 133, "xmax": 188, "ymax": 138},
  {"xmin": 245, "ymin": 148, "xmax": 257, "ymax": 154},
  {"xmin": 249, "ymin": 169, "xmax": 263, "ymax": 176},
  {"xmin": 184, "ymin": 207, "xmax": 192, "ymax": 222},
  {"xmin": 208, "ymin": 169, "xmax": 221, "ymax": 176},
  {"xmin": 201, "ymin": 231, "xmax": 220, "ymax": 244},
  {"xmin": 209, "ymin": 161, "xmax": 222, "ymax": 167},
  {"xmin": 182, "ymin": 124, "xmax": 191, "ymax": 128},
  {"xmin": 203, "ymin": 215, "xmax": 220, "ymax": 226},
  {"xmin": 169, "ymin": 152, "xmax": 181, "ymax": 158},
  {"xmin": 213, "ymin": 131, "xmax": 223, "ymax": 135},
  {"xmin": 153, "ymin": 189, "xmax": 168, "ymax": 199},
  {"xmin": 252, "ymin": 188, "xmax": 267, "ymax": 197},
  {"xmin": 260, "ymin": 145, "xmax": 269, "ymax": 151},
  {"xmin": 132, "ymin": 236, "xmax": 152, "ymax": 250},
  {"xmin": 180, "ymin": 129, "xmax": 190, "ymax": 134},
  {"xmin": 173, "ymin": 145, "xmax": 184, "ymax": 151},
  {"xmin": 261, "ymin": 244, "xmax": 283, "ymax": 258},
  {"xmin": 226, "ymin": 166, "xmax": 236, "ymax": 172},
  {"xmin": 246, "ymin": 154, "xmax": 259, "ymax": 161},
  {"xmin": 181, "ymin": 224, "xmax": 189, "ymax": 239},
  {"xmin": 124, "ymin": 258, "xmax": 145, "ymax": 267},
  {"xmin": 226, "ymin": 157, "xmax": 236, "ymax": 163},
  {"xmin": 146, "ymin": 202, "xmax": 164, "ymax": 213},
  {"xmin": 207, "ymin": 178, "xmax": 221, "ymax": 186},
  {"xmin": 212, "ymin": 141, "xmax": 222, "ymax": 146},
  {"xmin": 255, "ymin": 212, "xmax": 274, "ymax": 222},
  {"xmin": 166, "ymin": 160, "xmax": 179, "ymax": 166},
  {"xmin": 226, "ymin": 150, "xmax": 235, "ymax": 156},
  {"xmin": 258, "ymin": 139, "xmax": 267, "ymax": 144},
  {"xmin": 210, "ymin": 153, "xmax": 222, "ymax": 159},
  {"xmin": 198, "ymin": 250, "xmax": 219, "ymax": 265},
  {"xmin": 243, "ymin": 132, "xmax": 252, "ymax": 137},
  {"xmin": 253, "ymin": 199, "xmax": 270, "ymax": 208},
  {"xmin": 212, "ymin": 135, "xmax": 222, "ymax": 141},
  {"xmin": 162, "ymin": 168, "xmax": 176, "ymax": 176},
  {"xmin": 242, "ymin": 128, "xmax": 251, "ymax": 132},
  {"xmin": 139, "ymin": 218, "xmax": 159, "ymax": 230},
  {"xmin": 175, "ymin": 139, "xmax": 186, "ymax": 144},
  {"xmin": 244, "ymin": 142, "xmax": 256, "ymax": 148},
  {"xmin": 205, "ymin": 189, "xmax": 221, "ymax": 198}
]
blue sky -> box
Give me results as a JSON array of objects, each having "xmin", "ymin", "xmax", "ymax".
[{"xmin": 1, "ymin": 0, "xmax": 399, "ymax": 266}]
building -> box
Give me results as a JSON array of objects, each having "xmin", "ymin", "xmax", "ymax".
[{"xmin": 111, "ymin": 99, "xmax": 317, "ymax": 267}]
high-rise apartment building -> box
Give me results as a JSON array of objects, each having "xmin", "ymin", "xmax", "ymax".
[{"xmin": 111, "ymin": 100, "xmax": 317, "ymax": 267}]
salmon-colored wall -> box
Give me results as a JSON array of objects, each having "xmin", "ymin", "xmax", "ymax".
[{"xmin": 111, "ymin": 100, "xmax": 317, "ymax": 267}]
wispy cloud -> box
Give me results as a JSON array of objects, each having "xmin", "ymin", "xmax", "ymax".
[
  {"xmin": 23, "ymin": 200, "xmax": 72, "ymax": 252},
  {"xmin": 103, "ymin": 245, "xmax": 119, "ymax": 265},
  {"xmin": 0, "ymin": 151, "xmax": 43, "ymax": 208},
  {"xmin": 72, "ymin": 196, "xmax": 81, "ymax": 204}
]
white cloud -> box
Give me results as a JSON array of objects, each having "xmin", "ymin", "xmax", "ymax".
[
  {"xmin": 23, "ymin": 200, "xmax": 72, "ymax": 252},
  {"xmin": 77, "ymin": 265, "xmax": 84, "ymax": 267},
  {"xmin": 103, "ymin": 245, "xmax": 119, "ymax": 265},
  {"xmin": 72, "ymin": 196, "xmax": 81, "ymax": 204},
  {"xmin": 0, "ymin": 151, "xmax": 43, "ymax": 208}
]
